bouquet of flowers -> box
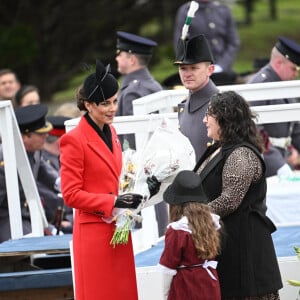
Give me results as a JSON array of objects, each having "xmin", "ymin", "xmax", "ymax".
[
  {"xmin": 111, "ymin": 117, "xmax": 195, "ymax": 246},
  {"xmin": 119, "ymin": 149, "xmax": 138, "ymax": 193},
  {"xmin": 133, "ymin": 117, "xmax": 196, "ymax": 209}
]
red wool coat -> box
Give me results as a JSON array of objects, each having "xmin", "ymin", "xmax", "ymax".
[{"xmin": 60, "ymin": 117, "xmax": 138, "ymax": 300}]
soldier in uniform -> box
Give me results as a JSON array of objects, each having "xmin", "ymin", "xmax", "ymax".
[
  {"xmin": 115, "ymin": 31, "xmax": 167, "ymax": 236},
  {"xmin": 115, "ymin": 31, "xmax": 162, "ymax": 150},
  {"xmin": 176, "ymin": 34, "xmax": 219, "ymax": 161},
  {"xmin": 42, "ymin": 115, "xmax": 70, "ymax": 171},
  {"xmin": 41, "ymin": 115, "xmax": 73, "ymax": 233},
  {"xmin": 0, "ymin": 104, "xmax": 61, "ymax": 242},
  {"xmin": 247, "ymin": 36, "xmax": 300, "ymax": 177},
  {"xmin": 173, "ymin": 0, "xmax": 240, "ymax": 85}
]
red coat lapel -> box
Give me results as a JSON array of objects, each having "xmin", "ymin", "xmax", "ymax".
[{"xmin": 78, "ymin": 117, "xmax": 122, "ymax": 180}]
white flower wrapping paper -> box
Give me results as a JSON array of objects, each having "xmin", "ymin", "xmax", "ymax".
[
  {"xmin": 111, "ymin": 117, "xmax": 195, "ymax": 246},
  {"xmin": 119, "ymin": 117, "xmax": 196, "ymax": 212}
]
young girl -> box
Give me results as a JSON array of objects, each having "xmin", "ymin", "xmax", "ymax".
[{"xmin": 158, "ymin": 170, "xmax": 221, "ymax": 300}]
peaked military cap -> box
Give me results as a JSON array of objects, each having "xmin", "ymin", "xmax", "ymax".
[
  {"xmin": 174, "ymin": 34, "xmax": 214, "ymax": 65},
  {"xmin": 116, "ymin": 31, "xmax": 157, "ymax": 55},
  {"xmin": 163, "ymin": 170, "xmax": 208, "ymax": 205},
  {"xmin": 47, "ymin": 116, "xmax": 70, "ymax": 137},
  {"xmin": 15, "ymin": 104, "xmax": 53, "ymax": 134},
  {"xmin": 275, "ymin": 36, "xmax": 300, "ymax": 66}
]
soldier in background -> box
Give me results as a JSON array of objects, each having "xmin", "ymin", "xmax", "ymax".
[
  {"xmin": 42, "ymin": 116, "xmax": 70, "ymax": 171},
  {"xmin": 0, "ymin": 69, "xmax": 21, "ymax": 105},
  {"xmin": 14, "ymin": 85, "xmax": 40, "ymax": 107},
  {"xmin": 176, "ymin": 34, "xmax": 219, "ymax": 161},
  {"xmin": 247, "ymin": 36, "xmax": 300, "ymax": 177},
  {"xmin": 115, "ymin": 31, "xmax": 167, "ymax": 236},
  {"xmin": 115, "ymin": 31, "xmax": 162, "ymax": 150},
  {"xmin": 173, "ymin": 0, "xmax": 240, "ymax": 85}
]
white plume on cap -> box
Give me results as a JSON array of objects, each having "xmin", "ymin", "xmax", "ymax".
[{"xmin": 181, "ymin": 1, "xmax": 199, "ymax": 41}]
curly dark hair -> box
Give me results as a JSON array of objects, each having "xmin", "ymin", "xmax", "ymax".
[{"xmin": 207, "ymin": 91, "xmax": 264, "ymax": 152}]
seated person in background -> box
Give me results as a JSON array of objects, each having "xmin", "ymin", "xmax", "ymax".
[
  {"xmin": 0, "ymin": 68, "xmax": 21, "ymax": 104},
  {"xmin": 41, "ymin": 115, "xmax": 73, "ymax": 233},
  {"xmin": 0, "ymin": 104, "xmax": 60, "ymax": 242},
  {"xmin": 42, "ymin": 115, "xmax": 70, "ymax": 171},
  {"xmin": 14, "ymin": 84, "xmax": 41, "ymax": 107}
]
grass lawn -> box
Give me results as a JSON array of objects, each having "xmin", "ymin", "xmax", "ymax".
[{"xmin": 233, "ymin": 0, "xmax": 300, "ymax": 72}]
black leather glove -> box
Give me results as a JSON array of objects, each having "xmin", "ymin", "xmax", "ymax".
[
  {"xmin": 115, "ymin": 193, "xmax": 143, "ymax": 209},
  {"xmin": 146, "ymin": 175, "xmax": 161, "ymax": 198}
]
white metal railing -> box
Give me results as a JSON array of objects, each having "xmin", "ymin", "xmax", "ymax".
[
  {"xmin": 132, "ymin": 80, "xmax": 300, "ymax": 115},
  {"xmin": 0, "ymin": 101, "xmax": 47, "ymax": 240},
  {"xmin": 66, "ymin": 103, "xmax": 300, "ymax": 152},
  {"xmin": 65, "ymin": 102, "xmax": 300, "ymax": 152}
]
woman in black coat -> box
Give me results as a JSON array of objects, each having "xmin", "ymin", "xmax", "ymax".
[
  {"xmin": 194, "ymin": 91, "xmax": 282, "ymax": 299},
  {"xmin": 148, "ymin": 90, "xmax": 283, "ymax": 299}
]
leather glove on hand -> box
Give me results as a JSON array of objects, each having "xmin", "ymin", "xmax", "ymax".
[
  {"xmin": 146, "ymin": 175, "xmax": 161, "ymax": 198},
  {"xmin": 115, "ymin": 193, "xmax": 143, "ymax": 209}
]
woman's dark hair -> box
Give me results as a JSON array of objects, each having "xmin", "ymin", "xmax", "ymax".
[
  {"xmin": 207, "ymin": 91, "xmax": 264, "ymax": 152},
  {"xmin": 76, "ymin": 85, "xmax": 88, "ymax": 111}
]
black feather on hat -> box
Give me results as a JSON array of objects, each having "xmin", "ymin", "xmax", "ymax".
[{"xmin": 83, "ymin": 60, "xmax": 119, "ymax": 104}]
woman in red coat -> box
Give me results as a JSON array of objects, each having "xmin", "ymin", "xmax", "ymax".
[{"xmin": 60, "ymin": 61, "xmax": 142, "ymax": 300}]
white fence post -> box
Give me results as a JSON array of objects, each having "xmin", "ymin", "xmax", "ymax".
[{"xmin": 0, "ymin": 101, "xmax": 47, "ymax": 239}]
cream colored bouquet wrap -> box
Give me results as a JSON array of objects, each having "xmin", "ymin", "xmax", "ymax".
[{"xmin": 133, "ymin": 117, "xmax": 196, "ymax": 209}]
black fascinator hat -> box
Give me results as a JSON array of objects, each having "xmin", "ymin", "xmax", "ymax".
[{"xmin": 83, "ymin": 60, "xmax": 119, "ymax": 104}]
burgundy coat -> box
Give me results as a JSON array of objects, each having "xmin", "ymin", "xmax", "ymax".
[
  {"xmin": 160, "ymin": 219, "xmax": 221, "ymax": 300},
  {"xmin": 60, "ymin": 116, "xmax": 138, "ymax": 300}
]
